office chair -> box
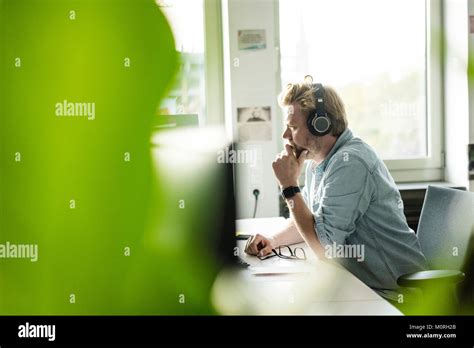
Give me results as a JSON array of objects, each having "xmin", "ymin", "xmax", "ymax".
[{"xmin": 397, "ymin": 185, "xmax": 474, "ymax": 314}]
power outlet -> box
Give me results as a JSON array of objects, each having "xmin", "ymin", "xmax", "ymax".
[{"xmin": 251, "ymin": 188, "xmax": 263, "ymax": 201}]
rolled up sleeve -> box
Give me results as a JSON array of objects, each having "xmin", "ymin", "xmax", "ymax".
[{"xmin": 313, "ymin": 156, "xmax": 371, "ymax": 247}]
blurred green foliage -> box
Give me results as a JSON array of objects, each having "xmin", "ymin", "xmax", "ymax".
[{"xmin": 0, "ymin": 0, "xmax": 223, "ymax": 314}]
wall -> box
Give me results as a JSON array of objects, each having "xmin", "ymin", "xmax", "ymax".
[{"xmin": 222, "ymin": 0, "xmax": 281, "ymax": 218}]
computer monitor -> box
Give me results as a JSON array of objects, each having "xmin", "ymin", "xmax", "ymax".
[{"xmin": 148, "ymin": 126, "xmax": 237, "ymax": 313}]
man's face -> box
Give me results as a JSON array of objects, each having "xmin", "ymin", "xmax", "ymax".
[{"xmin": 282, "ymin": 103, "xmax": 322, "ymax": 158}]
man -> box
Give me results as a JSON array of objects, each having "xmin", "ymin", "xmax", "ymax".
[{"xmin": 245, "ymin": 76, "xmax": 427, "ymax": 294}]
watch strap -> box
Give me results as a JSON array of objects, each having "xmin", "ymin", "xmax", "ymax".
[{"xmin": 281, "ymin": 186, "xmax": 300, "ymax": 199}]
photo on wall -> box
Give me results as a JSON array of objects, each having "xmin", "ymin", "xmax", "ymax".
[
  {"xmin": 237, "ymin": 106, "xmax": 272, "ymax": 142},
  {"xmin": 238, "ymin": 29, "xmax": 266, "ymax": 50}
]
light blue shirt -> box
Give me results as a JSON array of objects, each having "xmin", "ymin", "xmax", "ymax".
[{"xmin": 302, "ymin": 128, "xmax": 428, "ymax": 292}]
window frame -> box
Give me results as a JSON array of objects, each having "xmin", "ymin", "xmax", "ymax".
[
  {"xmin": 385, "ymin": 0, "xmax": 444, "ymax": 182},
  {"xmin": 204, "ymin": 0, "xmax": 226, "ymax": 126},
  {"xmin": 160, "ymin": 0, "xmax": 225, "ymax": 126}
]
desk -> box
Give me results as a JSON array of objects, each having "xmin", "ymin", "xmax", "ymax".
[{"xmin": 212, "ymin": 217, "xmax": 402, "ymax": 315}]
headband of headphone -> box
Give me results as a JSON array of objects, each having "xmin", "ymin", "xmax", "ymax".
[{"xmin": 307, "ymin": 83, "xmax": 332, "ymax": 136}]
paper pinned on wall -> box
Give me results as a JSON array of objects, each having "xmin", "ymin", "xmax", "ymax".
[
  {"xmin": 237, "ymin": 106, "xmax": 272, "ymax": 142},
  {"xmin": 238, "ymin": 29, "xmax": 266, "ymax": 50}
]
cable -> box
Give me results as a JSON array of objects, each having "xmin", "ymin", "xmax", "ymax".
[{"xmin": 252, "ymin": 189, "xmax": 260, "ymax": 218}]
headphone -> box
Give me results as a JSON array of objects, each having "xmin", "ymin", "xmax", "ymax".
[{"xmin": 307, "ymin": 83, "xmax": 332, "ymax": 136}]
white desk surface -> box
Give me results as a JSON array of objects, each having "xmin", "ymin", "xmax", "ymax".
[{"xmin": 212, "ymin": 217, "xmax": 402, "ymax": 315}]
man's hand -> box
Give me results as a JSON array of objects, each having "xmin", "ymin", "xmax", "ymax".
[
  {"xmin": 244, "ymin": 234, "xmax": 277, "ymax": 257},
  {"xmin": 272, "ymin": 144, "xmax": 308, "ymax": 188}
]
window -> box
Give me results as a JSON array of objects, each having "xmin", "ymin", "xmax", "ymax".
[
  {"xmin": 279, "ymin": 0, "xmax": 443, "ymax": 180},
  {"xmin": 157, "ymin": 0, "xmax": 206, "ymax": 124}
]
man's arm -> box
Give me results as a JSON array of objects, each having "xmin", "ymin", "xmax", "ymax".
[
  {"xmin": 271, "ymin": 218, "xmax": 304, "ymax": 247},
  {"xmin": 244, "ymin": 218, "xmax": 303, "ymax": 256},
  {"xmin": 285, "ymin": 193, "xmax": 326, "ymax": 259},
  {"xmin": 271, "ymin": 144, "xmax": 326, "ymax": 259}
]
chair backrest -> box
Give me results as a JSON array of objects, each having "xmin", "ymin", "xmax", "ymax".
[{"xmin": 417, "ymin": 185, "xmax": 474, "ymax": 270}]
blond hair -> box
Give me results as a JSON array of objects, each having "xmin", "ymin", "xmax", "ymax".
[{"xmin": 278, "ymin": 75, "xmax": 347, "ymax": 136}]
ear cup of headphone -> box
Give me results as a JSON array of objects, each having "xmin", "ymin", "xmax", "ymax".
[
  {"xmin": 313, "ymin": 114, "xmax": 331, "ymax": 135},
  {"xmin": 307, "ymin": 112, "xmax": 332, "ymax": 136},
  {"xmin": 307, "ymin": 83, "xmax": 332, "ymax": 136}
]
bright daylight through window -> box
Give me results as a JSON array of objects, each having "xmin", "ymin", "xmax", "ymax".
[
  {"xmin": 279, "ymin": 0, "xmax": 428, "ymax": 160},
  {"xmin": 157, "ymin": 0, "xmax": 206, "ymax": 124}
]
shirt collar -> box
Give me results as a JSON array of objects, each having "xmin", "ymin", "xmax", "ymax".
[{"xmin": 314, "ymin": 128, "xmax": 354, "ymax": 171}]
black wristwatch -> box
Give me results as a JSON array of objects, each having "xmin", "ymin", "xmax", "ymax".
[{"xmin": 281, "ymin": 186, "xmax": 300, "ymax": 199}]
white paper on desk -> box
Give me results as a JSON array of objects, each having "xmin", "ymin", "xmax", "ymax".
[{"xmin": 248, "ymin": 257, "xmax": 315, "ymax": 274}]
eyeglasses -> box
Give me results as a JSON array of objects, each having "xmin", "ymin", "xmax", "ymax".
[{"xmin": 257, "ymin": 245, "xmax": 307, "ymax": 261}]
